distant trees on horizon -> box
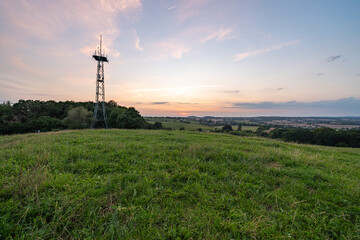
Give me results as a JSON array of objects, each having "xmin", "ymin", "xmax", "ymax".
[
  {"xmin": 0, "ymin": 99, "xmax": 161, "ymax": 135},
  {"xmin": 261, "ymin": 127, "xmax": 360, "ymax": 148}
]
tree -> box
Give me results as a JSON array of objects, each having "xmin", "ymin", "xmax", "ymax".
[
  {"xmin": 153, "ymin": 122, "xmax": 163, "ymax": 129},
  {"xmin": 108, "ymin": 106, "xmax": 146, "ymax": 129},
  {"xmin": 313, "ymin": 127, "xmax": 336, "ymax": 146},
  {"xmin": 237, "ymin": 123, "xmax": 242, "ymax": 131},
  {"xmin": 26, "ymin": 116, "xmax": 63, "ymax": 132},
  {"xmin": 222, "ymin": 124, "xmax": 233, "ymax": 131},
  {"xmin": 63, "ymin": 107, "xmax": 91, "ymax": 129}
]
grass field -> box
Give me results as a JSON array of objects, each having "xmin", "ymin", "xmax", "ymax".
[{"xmin": 1, "ymin": 130, "xmax": 359, "ymax": 239}]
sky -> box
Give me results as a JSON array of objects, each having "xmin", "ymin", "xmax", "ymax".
[{"xmin": 0, "ymin": 0, "xmax": 360, "ymax": 117}]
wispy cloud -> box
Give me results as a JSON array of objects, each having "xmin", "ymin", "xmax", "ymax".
[
  {"xmin": 177, "ymin": 102, "xmax": 199, "ymax": 105},
  {"xmin": 135, "ymin": 36, "xmax": 144, "ymax": 51},
  {"xmin": 168, "ymin": 5, "xmax": 178, "ymax": 10},
  {"xmin": 134, "ymin": 30, "xmax": 144, "ymax": 51},
  {"xmin": 276, "ymin": 88, "xmax": 283, "ymax": 91},
  {"xmin": 176, "ymin": 0, "xmax": 210, "ymax": 22},
  {"xmin": 34, "ymin": 93, "xmax": 52, "ymax": 97},
  {"xmin": 234, "ymin": 40, "xmax": 300, "ymax": 61},
  {"xmin": 0, "ymin": 77, "xmax": 26, "ymax": 85},
  {"xmin": 151, "ymin": 39, "xmax": 190, "ymax": 60},
  {"xmin": 1, "ymin": 0, "xmax": 142, "ymax": 57},
  {"xmin": 133, "ymin": 85, "xmax": 218, "ymax": 93},
  {"xmin": 326, "ymin": 55, "xmax": 341, "ymax": 63},
  {"xmin": 224, "ymin": 90, "xmax": 239, "ymax": 94},
  {"xmin": 316, "ymin": 72, "xmax": 324, "ymax": 76},
  {"xmin": 231, "ymin": 98, "xmax": 360, "ymax": 113},
  {"xmin": 200, "ymin": 27, "xmax": 233, "ymax": 43},
  {"xmin": 151, "ymin": 102, "xmax": 169, "ymax": 105},
  {"xmin": 0, "ymin": 83, "xmax": 25, "ymax": 91},
  {"xmin": 8, "ymin": 56, "xmax": 48, "ymax": 77}
]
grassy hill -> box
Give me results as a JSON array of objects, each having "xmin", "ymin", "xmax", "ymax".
[{"xmin": 1, "ymin": 130, "xmax": 359, "ymax": 239}]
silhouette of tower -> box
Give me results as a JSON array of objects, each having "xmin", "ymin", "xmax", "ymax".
[{"xmin": 92, "ymin": 35, "xmax": 108, "ymax": 128}]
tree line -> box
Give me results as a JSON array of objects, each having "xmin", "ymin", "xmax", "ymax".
[
  {"xmin": 0, "ymin": 100, "xmax": 161, "ymax": 135},
  {"xmin": 217, "ymin": 123, "xmax": 360, "ymax": 148},
  {"xmin": 258, "ymin": 127, "xmax": 360, "ymax": 148}
]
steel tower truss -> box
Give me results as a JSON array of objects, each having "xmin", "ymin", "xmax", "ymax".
[{"xmin": 92, "ymin": 35, "xmax": 108, "ymax": 128}]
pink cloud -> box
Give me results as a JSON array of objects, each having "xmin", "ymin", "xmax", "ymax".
[
  {"xmin": 200, "ymin": 27, "xmax": 233, "ymax": 43},
  {"xmin": 176, "ymin": 0, "xmax": 211, "ymax": 22},
  {"xmin": 0, "ymin": 0, "xmax": 142, "ymax": 56},
  {"xmin": 151, "ymin": 40, "xmax": 190, "ymax": 60},
  {"xmin": 8, "ymin": 56, "xmax": 48, "ymax": 77},
  {"xmin": 234, "ymin": 40, "xmax": 300, "ymax": 61}
]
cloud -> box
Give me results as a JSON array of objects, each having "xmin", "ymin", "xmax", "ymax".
[
  {"xmin": 231, "ymin": 98, "xmax": 360, "ymax": 115},
  {"xmin": 177, "ymin": 102, "xmax": 199, "ymax": 105},
  {"xmin": 168, "ymin": 5, "xmax": 178, "ymax": 10},
  {"xmin": 176, "ymin": 0, "xmax": 210, "ymax": 22},
  {"xmin": 151, "ymin": 102, "xmax": 169, "ymax": 105},
  {"xmin": 0, "ymin": 77, "xmax": 26, "ymax": 86},
  {"xmin": 326, "ymin": 55, "xmax": 341, "ymax": 63},
  {"xmin": 152, "ymin": 40, "xmax": 190, "ymax": 60},
  {"xmin": 316, "ymin": 72, "xmax": 324, "ymax": 76},
  {"xmin": 234, "ymin": 40, "xmax": 300, "ymax": 61},
  {"xmin": 200, "ymin": 27, "xmax": 233, "ymax": 43},
  {"xmin": 276, "ymin": 88, "xmax": 283, "ymax": 91},
  {"xmin": 0, "ymin": 83, "xmax": 25, "ymax": 91},
  {"xmin": 134, "ymin": 30, "xmax": 144, "ymax": 51},
  {"xmin": 34, "ymin": 93, "xmax": 52, "ymax": 97},
  {"xmin": 224, "ymin": 90, "xmax": 239, "ymax": 94},
  {"xmin": 8, "ymin": 56, "xmax": 48, "ymax": 77},
  {"xmin": 1, "ymin": 0, "xmax": 142, "ymax": 57},
  {"xmin": 133, "ymin": 85, "xmax": 218, "ymax": 93}
]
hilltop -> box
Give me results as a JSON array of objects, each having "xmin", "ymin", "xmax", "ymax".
[{"xmin": 1, "ymin": 130, "xmax": 359, "ymax": 239}]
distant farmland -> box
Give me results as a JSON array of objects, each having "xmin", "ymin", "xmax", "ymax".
[{"xmin": 145, "ymin": 117, "xmax": 258, "ymax": 132}]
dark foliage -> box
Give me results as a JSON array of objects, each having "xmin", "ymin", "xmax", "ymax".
[
  {"xmin": 0, "ymin": 100, "xmax": 148, "ymax": 134},
  {"xmin": 267, "ymin": 127, "xmax": 360, "ymax": 148},
  {"xmin": 222, "ymin": 124, "xmax": 233, "ymax": 131},
  {"xmin": 108, "ymin": 107, "xmax": 147, "ymax": 129}
]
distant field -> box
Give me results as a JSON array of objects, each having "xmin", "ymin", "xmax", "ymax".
[
  {"xmin": 1, "ymin": 130, "xmax": 359, "ymax": 239},
  {"xmin": 235, "ymin": 125, "xmax": 259, "ymax": 132},
  {"xmin": 146, "ymin": 118, "xmax": 258, "ymax": 132},
  {"xmin": 146, "ymin": 118, "xmax": 215, "ymax": 131}
]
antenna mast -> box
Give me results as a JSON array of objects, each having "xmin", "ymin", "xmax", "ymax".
[{"xmin": 92, "ymin": 34, "xmax": 109, "ymax": 128}]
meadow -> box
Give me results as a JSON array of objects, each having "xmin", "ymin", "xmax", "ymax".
[{"xmin": 0, "ymin": 129, "xmax": 359, "ymax": 239}]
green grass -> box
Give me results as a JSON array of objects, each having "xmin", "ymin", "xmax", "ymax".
[{"xmin": 1, "ymin": 129, "xmax": 359, "ymax": 239}]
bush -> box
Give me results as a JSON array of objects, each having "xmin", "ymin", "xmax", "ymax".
[
  {"xmin": 108, "ymin": 107, "xmax": 146, "ymax": 129},
  {"xmin": 222, "ymin": 124, "xmax": 233, "ymax": 131},
  {"xmin": 63, "ymin": 107, "xmax": 91, "ymax": 129}
]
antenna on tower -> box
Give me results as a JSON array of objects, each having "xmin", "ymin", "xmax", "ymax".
[
  {"xmin": 92, "ymin": 34, "xmax": 109, "ymax": 128},
  {"xmin": 100, "ymin": 34, "xmax": 102, "ymax": 55}
]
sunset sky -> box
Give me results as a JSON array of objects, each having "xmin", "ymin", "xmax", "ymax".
[{"xmin": 1, "ymin": 0, "xmax": 360, "ymax": 116}]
